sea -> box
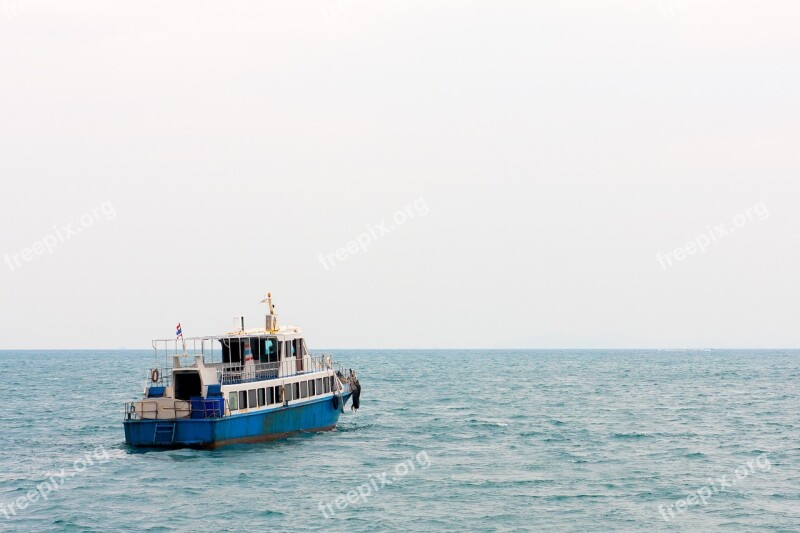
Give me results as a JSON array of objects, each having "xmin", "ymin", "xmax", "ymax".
[{"xmin": 0, "ymin": 349, "xmax": 798, "ymax": 532}]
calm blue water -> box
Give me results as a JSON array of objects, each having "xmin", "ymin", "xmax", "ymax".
[{"xmin": 0, "ymin": 350, "xmax": 798, "ymax": 531}]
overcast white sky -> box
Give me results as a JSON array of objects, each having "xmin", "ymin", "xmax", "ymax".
[{"xmin": 0, "ymin": 1, "xmax": 798, "ymax": 349}]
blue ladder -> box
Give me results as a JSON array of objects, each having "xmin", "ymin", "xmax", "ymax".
[{"xmin": 153, "ymin": 421, "xmax": 176, "ymax": 445}]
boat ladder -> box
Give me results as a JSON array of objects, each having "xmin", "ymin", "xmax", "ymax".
[{"xmin": 153, "ymin": 421, "xmax": 176, "ymax": 445}]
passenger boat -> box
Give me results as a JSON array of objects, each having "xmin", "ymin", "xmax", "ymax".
[{"xmin": 123, "ymin": 293, "xmax": 361, "ymax": 448}]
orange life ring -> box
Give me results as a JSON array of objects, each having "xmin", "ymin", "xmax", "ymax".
[{"xmin": 151, "ymin": 369, "xmax": 160, "ymax": 383}]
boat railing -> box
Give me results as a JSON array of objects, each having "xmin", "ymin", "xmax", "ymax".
[
  {"xmin": 123, "ymin": 399, "xmax": 192, "ymax": 421},
  {"xmin": 189, "ymin": 398, "xmax": 225, "ymax": 419},
  {"xmin": 142, "ymin": 353, "xmax": 337, "ymax": 388},
  {"xmin": 151, "ymin": 337, "xmax": 342, "ymax": 375},
  {"xmin": 124, "ymin": 399, "xmax": 223, "ymax": 421},
  {"xmin": 151, "ymin": 337, "xmax": 225, "ymax": 369},
  {"xmin": 216, "ymin": 354, "xmax": 333, "ymax": 384},
  {"xmin": 148, "ymin": 367, "xmax": 174, "ymax": 387}
]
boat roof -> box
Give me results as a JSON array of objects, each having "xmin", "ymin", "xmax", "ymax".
[
  {"xmin": 152, "ymin": 325, "xmax": 304, "ymax": 344},
  {"xmin": 224, "ymin": 325, "xmax": 304, "ymax": 338}
]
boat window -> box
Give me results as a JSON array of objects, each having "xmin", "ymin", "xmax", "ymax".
[
  {"xmin": 293, "ymin": 382, "xmax": 300, "ymax": 400},
  {"xmin": 300, "ymin": 381, "xmax": 308, "ymax": 398},
  {"xmin": 324, "ymin": 377, "xmax": 330, "ymax": 393},
  {"xmin": 239, "ymin": 390, "xmax": 248, "ymax": 409},
  {"xmin": 291, "ymin": 340, "xmax": 298, "ymax": 358},
  {"xmin": 250, "ymin": 337, "xmax": 264, "ymax": 362},
  {"xmin": 329, "ymin": 376, "xmax": 336, "ymax": 391},
  {"xmin": 275, "ymin": 385, "xmax": 283, "ymax": 403},
  {"xmin": 315, "ymin": 378, "xmax": 323, "ymax": 395},
  {"xmin": 265, "ymin": 338, "xmax": 278, "ymax": 363},
  {"xmin": 221, "ymin": 338, "xmax": 243, "ymax": 365},
  {"xmin": 308, "ymin": 379, "xmax": 315, "ymax": 396},
  {"xmin": 267, "ymin": 387, "xmax": 274, "ymax": 405},
  {"xmin": 248, "ymin": 389, "xmax": 257, "ymax": 408},
  {"xmin": 229, "ymin": 392, "xmax": 238, "ymax": 411},
  {"xmin": 285, "ymin": 384, "xmax": 293, "ymax": 402},
  {"xmin": 257, "ymin": 388, "xmax": 266, "ymax": 407}
]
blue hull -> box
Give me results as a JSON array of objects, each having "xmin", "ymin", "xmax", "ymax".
[{"xmin": 124, "ymin": 393, "xmax": 351, "ymax": 449}]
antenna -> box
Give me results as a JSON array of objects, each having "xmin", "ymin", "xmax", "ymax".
[
  {"xmin": 261, "ymin": 291, "xmax": 278, "ymax": 333},
  {"xmin": 260, "ymin": 292, "xmax": 275, "ymax": 313}
]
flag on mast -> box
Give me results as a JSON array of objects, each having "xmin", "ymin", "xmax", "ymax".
[{"xmin": 176, "ymin": 323, "xmax": 183, "ymax": 338}]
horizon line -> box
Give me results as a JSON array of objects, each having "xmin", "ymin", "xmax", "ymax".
[{"xmin": 0, "ymin": 347, "xmax": 798, "ymax": 351}]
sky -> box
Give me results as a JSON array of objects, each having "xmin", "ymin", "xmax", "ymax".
[{"xmin": 0, "ymin": 1, "xmax": 798, "ymax": 349}]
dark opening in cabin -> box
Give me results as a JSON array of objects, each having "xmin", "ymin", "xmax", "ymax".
[{"xmin": 174, "ymin": 372, "xmax": 202, "ymax": 401}]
